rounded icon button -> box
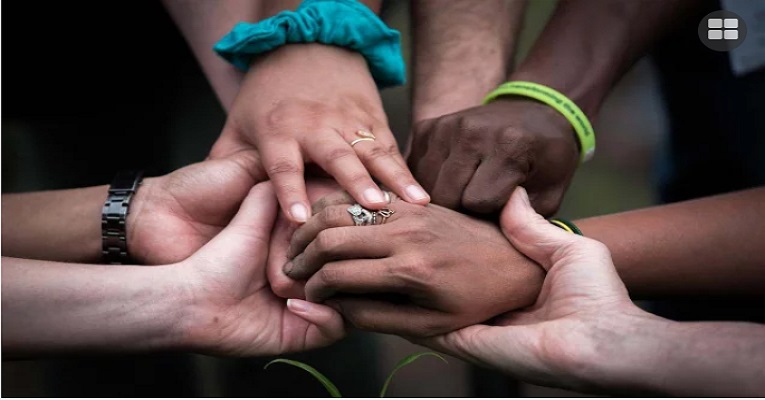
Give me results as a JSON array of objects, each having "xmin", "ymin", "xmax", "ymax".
[{"xmin": 699, "ymin": 10, "xmax": 747, "ymax": 52}]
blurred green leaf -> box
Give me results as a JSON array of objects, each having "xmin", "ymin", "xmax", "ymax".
[
  {"xmin": 264, "ymin": 358, "xmax": 342, "ymax": 397},
  {"xmin": 379, "ymin": 352, "xmax": 447, "ymax": 397}
]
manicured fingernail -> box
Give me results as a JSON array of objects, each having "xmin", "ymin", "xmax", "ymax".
[
  {"xmin": 290, "ymin": 203, "xmax": 309, "ymax": 223},
  {"xmin": 363, "ymin": 188, "xmax": 386, "ymax": 204},
  {"xmin": 287, "ymin": 298, "xmax": 311, "ymax": 313},
  {"xmin": 405, "ymin": 185, "xmax": 429, "ymax": 201}
]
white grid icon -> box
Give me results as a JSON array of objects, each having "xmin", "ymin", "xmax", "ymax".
[{"xmin": 707, "ymin": 17, "xmax": 740, "ymax": 40}]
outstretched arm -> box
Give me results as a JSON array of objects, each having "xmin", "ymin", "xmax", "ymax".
[
  {"xmin": 2, "ymin": 183, "xmax": 343, "ymax": 359},
  {"xmin": 3, "ymin": 186, "xmax": 107, "ymax": 263},
  {"xmin": 420, "ymin": 187, "xmax": 765, "ymax": 396},
  {"xmin": 2, "ymin": 257, "xmax": 186, "ymax": 357},
  {"xmin": 576, "ymin": 187, "xmax": 765, "ymax": 298}
]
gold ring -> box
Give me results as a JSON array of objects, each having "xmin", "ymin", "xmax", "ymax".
[
  {"xmin": 350, "ymin": 130, "xmax": 376, "ymax": 147},
  {"xmin": 350, "ymin": 137, "xmax": 375, "ymax": 147},
  {"xmin": 356, "ymin": 129, "xmax": 376, "ymax": 139}
]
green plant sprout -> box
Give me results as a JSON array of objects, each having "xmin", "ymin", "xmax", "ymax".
[{"xmin": 264, "ymin": 351, "xmax": 448, "ymax": 397}]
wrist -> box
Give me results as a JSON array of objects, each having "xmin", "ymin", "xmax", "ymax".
[
  {"xmin": 248, "ymin": 43, "xmax": 372, "ymax": 83},
  {"xmin": 125, "ymin": 176, "xmax": 161, "ymax": 264},
  {"xmin": 573, "ymin": 310, "xmax": 674, "ymax": 394},
  {"xmin": 140, "ymin": 265, "xmax": 199, "ymax": 352}
]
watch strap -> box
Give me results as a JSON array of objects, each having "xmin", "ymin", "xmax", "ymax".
[{"xmin": 102, "ymin": 170, "xmax": 144, "ymax": 264}]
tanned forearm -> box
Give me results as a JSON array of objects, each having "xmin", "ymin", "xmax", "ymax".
[
  {"xmin": 2, "ymin": 186, "xmax": 108, "ymax": 263},
  {"xmin": 511, "ymin": 0, "xmax": 697, "ymax": 118},
  {"xmin": 575, "ymin": 187, "xmax": 765, "ymax": 298},
  {"xmin": 163, "ymin": 0, "xmax": 382, "ymax": 112},
  {"xmin": 411, "ymin": 0, "xmax": 526, "ymax": 122},
  {"xmin": 1, "ymin": 257, "xmax": 187, "ymax": 358}
]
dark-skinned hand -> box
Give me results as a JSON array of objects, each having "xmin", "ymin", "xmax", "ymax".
[
  {"xmin": 407, "ymin": 98, "xmax": 579, "ymax": 216},
  {"xmin": 282, "ymin": 191, "xmax": 546, "ymax": 337}
]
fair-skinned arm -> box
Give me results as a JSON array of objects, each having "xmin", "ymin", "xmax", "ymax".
[
  {"xmin": 2, "ymin": 182, "xmax": 344, "ymax": 359},
  {"xmin": 164, "ymin": 0, "xmax": 429, "ymax": 224},
  {"xmin": 418, "ymin": 187, "xmax": 765, "ymax": 396},
  {"xmin": 408, "ymin": 0, "xmax": 697, "ymax": 215}
]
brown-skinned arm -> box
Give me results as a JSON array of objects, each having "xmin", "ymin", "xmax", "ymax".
[
  {"xmin": 575, "ymin": 187, "xmax": 765, "ymax": 298},
  {"xmin": 511, "ymin": 0, "xmax": 697, "ymax": 118},
  {"xmin": 411, "ymin": 0, "xmax": 526, "ymax": 123},
  {"xmin": 3, "ymin": 187, "xmax": 107, "ymax": 263}
]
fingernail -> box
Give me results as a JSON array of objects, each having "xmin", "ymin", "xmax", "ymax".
[
  {"xmin": 363, "ymin": 188, "xmax": 386, "ymax": 204},
  {"xmin": 287, "ymin": 298, "xmax": 311, "ymax": 313},
  {"xmin": 405, "ymin": 185, "xmax": 429, "ymax": 201},
  {"xmin": 290, "ymin": 203, "xmax": 309, "ymax": 223},
  {"xmin": 283, "ymin": 261, "xmax": 293, "ymax": 275}
]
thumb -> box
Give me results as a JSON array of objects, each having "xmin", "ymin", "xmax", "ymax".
[
  {"xmin": 500, "ymin": 187, "xmax": 583, "ymax": 271},
  {"xmin": 200, "ymin": 181, "xmax": 277, "ymax": 260}
]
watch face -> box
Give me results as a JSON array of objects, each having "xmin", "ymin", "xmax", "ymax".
[{"xmin": 109, "ymin": 170, "xmax": 143, "ymax": 192}]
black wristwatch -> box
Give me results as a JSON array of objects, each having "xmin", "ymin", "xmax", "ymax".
[{"xmin": 102, "ymin": 170, "xmax": 144, "ymax": 264}]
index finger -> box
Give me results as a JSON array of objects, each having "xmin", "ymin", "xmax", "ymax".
[{"xmin": 260, "ymin": 140, "xmax": 311, "ymax": 224}]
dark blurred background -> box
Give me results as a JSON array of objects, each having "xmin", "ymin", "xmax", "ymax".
[{"xmin": 3, "ymin": 0, "xmax": 762, "ymax": 397}]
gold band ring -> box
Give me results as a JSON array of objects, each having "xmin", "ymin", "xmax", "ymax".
[{"xmin": 350, "ymin": 137, "xmax": 375, "ymax": 147}]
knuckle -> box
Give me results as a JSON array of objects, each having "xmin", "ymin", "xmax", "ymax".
[
  {"xmin": 416, "ymin": 319, "xmax": 449, "ymax": 337},
  {"xmin": 319, "ymin": 206, "xmax": 347, "ymax": 227},
  {"xmin": 536, "ymin": 198, "xmax": 561, "ymax": 217},
  {"xmin": 394, "ymin": 256, "xmax": 434, "ymax": 287},
  {"xmin": 317, "ymin": 266, "xmax": 341, "ymax": 286},
  {"xmin": 324, "ymin": 146, "xmax": 356, "ymax": 164},
  {"xmin": 385, "ymin": 143, "xmax": 401, "ymax": 156},
  {"xmin": 462, "ymin": 194, "xmax": 503, "ymax": 213},
  {"xmin": 345, "ymin": 171, "xmax": 372, "ymax": 186},
  {"xmin": 267, "ymin": 158, "xmax": 303, "ymax": 176},
  {"xmin": 314, "ymin": 230, "xmax": 340, "ymax": 253},
  {"xmin": 362, "ymin": 144, "xmax": 391, "ymax": 161}
]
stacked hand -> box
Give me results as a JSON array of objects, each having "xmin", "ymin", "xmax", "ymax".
[
  {"xmin": 418, "ymin": 187, "xmax": 660, "ymax": 392},
  {"xmin": 281, "ymin": 189, "xmax": 546, "ymax": 337},
  {"xmin": 159, "ymin": 182, "xmax": 344, "ymax": 356},
  {"xmin": 210, "ymin": 43, "xmax": 429, "ymax": 224},
  {"xmin": 408, "ymin": 99, "xmax": 579, "ymax": 215}
]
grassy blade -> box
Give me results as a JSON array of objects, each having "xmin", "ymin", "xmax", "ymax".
[
  {"xmin": 264, "ymin": 358, "xmax": 342, "ymax": 397},
  {"xmin": 379, "ymin": 352, "xmax": 447, "ymax": 397}
]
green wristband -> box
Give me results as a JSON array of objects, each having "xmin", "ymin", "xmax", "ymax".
[
  {"xmin": 482, "ymin": 81, "xmax": 596, "ymax": 163},
  {"xmin": 549, "ymin": 218, "xmax": 583, "ymax": 236}
]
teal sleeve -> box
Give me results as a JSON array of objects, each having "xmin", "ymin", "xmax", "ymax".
[{"xmin": 213, "ymin": 0, "xmax": 405, "ymax": 88}]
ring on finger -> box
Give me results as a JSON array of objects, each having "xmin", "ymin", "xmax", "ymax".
[
  {"xmin": 347, "ymin": 204, "xmax": 374, "ymax": 226},
  {"xmin": 376, "ymin": 209, "xmax": 395, "ymax": 225},
  {"xmin": 350, "ymin": 130, "xmax": 376, "ymax": 147}
]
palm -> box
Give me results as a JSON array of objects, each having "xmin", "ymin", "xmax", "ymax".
[{"xmin": 129, "ymin": 155, "xmax": 261, "ymax": 264}]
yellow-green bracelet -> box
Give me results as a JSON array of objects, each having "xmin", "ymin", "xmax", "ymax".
[
  {"xmin": 549, "ymin": 218, "xmax": 583, "ymax": 236},
  {"xmin": 482, "ymin": 81, "xmax": 596, "ymax": 163}
]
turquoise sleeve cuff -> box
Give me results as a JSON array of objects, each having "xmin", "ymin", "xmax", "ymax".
[{"xmin": 213, "ymin": 0, "xmax": 406, "ymax": 88}]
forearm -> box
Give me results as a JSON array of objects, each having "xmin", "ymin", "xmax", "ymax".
[
  {"xmin": 411, "ymin": 0, "xmax": 525, "ymax": 122},
  {"xmin": 162, "ymin": 0, "xmax": 276, "ymax": 111},
  {"xmin": 1, "ymin": 257, "xmax": 188, "ymax": 358},
  {"xmin": 511, "ymin": 0, "xmax": 695, "ymax": 117},
  {"xmin": 599, "ymin": 317, "xmax": 765, "ymax": 396},
  {"xmin": 2, "ymin": 186, "xmax": 107, "ymax": 263},
  {"xmin": 575, "ymin": 187, "xmax": 765, "ymax": 298},
  {"xmin": 163, "ymin": 0, "xmax": 382, "ymax": 112}
]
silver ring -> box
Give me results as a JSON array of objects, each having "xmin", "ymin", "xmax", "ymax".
[{"xmin": 347, "ymin": 204, "xmax": 374, "ymax": 226}]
